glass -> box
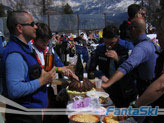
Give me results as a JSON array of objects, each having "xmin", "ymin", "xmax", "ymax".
[{"xmin": 95, "ymin": 78, "xmax": 102, "ymax": 89}]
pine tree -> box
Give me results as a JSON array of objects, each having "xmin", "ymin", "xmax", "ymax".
[
  {"xmin": 63, "ymin": 3, "xmax": 73, "ymax": 14},
  {"xmin": 7, "ymin": 10, "xmax": 12, "ymax": 15},
  {"xmin": 160, "ymin": 0, "xmax": 164, "ymax": 10}
]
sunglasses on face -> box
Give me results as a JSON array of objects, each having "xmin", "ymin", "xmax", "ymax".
[
  {"xmin": 20, "ymin": 21, "xmax": 36, "ymax": 27},
  {"xmin": 138, "ymin": 12, "xmax": 146, "ymax": 17}
]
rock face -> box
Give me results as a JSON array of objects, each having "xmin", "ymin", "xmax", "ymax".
[{"xmin": 68, "ymin": 78, "xmax": 95, "ymax": 92}]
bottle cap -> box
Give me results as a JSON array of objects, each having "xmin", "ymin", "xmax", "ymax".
[
  {"xmin": 83, "ymin": 73, "xmax": 88, "ymax": 78},
  {"xmin": 64, "ymin": 76, "xmax": 69, "ymax": 79},
  {"xmin": 80, "ymin": 81, "xmax": 83, "ymax": 84}
]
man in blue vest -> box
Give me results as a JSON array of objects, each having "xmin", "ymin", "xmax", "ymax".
[{"xmin": 0, "ymin": 11, "xmax": 56, "ymax": 123}]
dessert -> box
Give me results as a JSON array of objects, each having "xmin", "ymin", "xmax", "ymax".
[
  {"xmin": 67, "ymin": 78, "xmax": 95, "ymax": 94},
  {"xmin": 103, "ymin": 114, "xmax": 128, "ymax": 122},
  {"xmin": 103, "ymin": 114, "xmax": 119, "ymax": 123},
  {"xmin": 70, "ymin": 113, "xmax": 99, "ymax": 123}
]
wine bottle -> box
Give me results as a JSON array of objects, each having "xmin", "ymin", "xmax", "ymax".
[
  {"xmin": 44, "ymin": 40, "xmax": 54, "ymax": 72},
  {"xmin": 69, "ymin": 46, "xmax": 75, "ymax": 57},
  {"xmin": 75, "ymin": 53, "xmax": 84, "ymax": 81},
  {"xmin": 61, "ymin": 38, "xmax": 69, "ymax": 66},
  {"xmin": 88, "ymin": 52, "xmax": 96, "ymax": 79}
]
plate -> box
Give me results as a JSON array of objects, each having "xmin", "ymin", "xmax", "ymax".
[
  {"xmin": 86, "ymin": 91, "xmax": 109, "ymax": 98},
  {"xmin": 66, "ymin": 86, "xmax": 96, "ymax": 95}
]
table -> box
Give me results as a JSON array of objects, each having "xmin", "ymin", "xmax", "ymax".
[{"xmin": 52, "ymin": 78, "xmax": 113, "ymax": 105}]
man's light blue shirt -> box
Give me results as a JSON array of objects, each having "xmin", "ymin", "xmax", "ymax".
[
  {"xmin": 118, "ymin": 34, "xmax": 160, "ymax": 80},
  {"xmin": 119, "ymin": 38, "xmax": 134, "ymax": 50}
]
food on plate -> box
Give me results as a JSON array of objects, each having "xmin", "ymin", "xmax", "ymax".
[
  {"xmin": 87, "ymin": 91, "xmax": 109, "ymax": 98},
  {"xmin": 103, "ymin": 113, "xmax": 129, "ymax": 123},
  {"xmin": 70, "ymin": 113, "xmax": 99, "ymax": 123},
  {"xmin": 99, "ymin": 96, "xmax": 108, "ymax": 104},
  {"xmin": 103, "ymin": 114, "xmax": 119, "ymax": 123}
]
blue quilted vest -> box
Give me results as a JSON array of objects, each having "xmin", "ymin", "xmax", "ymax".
[{"xmin": 1, "ymin": 36, "xmax": 48, "ymax": 108}]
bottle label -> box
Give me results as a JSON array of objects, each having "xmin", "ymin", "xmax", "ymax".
[{"xmin": 83, "ymin": 73, "xmax": 88, "ymax": 78}]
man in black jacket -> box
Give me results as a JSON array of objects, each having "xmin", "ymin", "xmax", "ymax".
[{"xmin": 88, "ymin": 25, "xmax": 137, "ymax": 107}]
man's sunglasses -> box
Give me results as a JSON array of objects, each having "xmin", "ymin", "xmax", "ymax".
[
  {"xmin": 20, "ymin": 22, "xmax": 36, "ymax": 27},
  {"xmin": 138, "ymin": 12, "xmax": 146, "ymax": 17}
]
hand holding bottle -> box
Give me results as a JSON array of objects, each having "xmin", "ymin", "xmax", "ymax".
[
  {"xmin": 105, "ymin": 50, "xmax": 119, "ymax": 62},
  {"xmin": 38, "ymin": 66, "xmax": 56, "ymax": 86}
]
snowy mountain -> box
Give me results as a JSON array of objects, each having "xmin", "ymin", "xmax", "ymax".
[
  {"xmin": 0, "ymin": 0, "xmax": 141, "ymax": 31},
  {"xmin": 53, "ymin": 0, "xmax": 141, "ymax": 23},
  {"xmin": 54, "ymin": 0, "xmax": 138, "ymax": 14},
  {"xmin": 1, "ymin": 0, "xmax": 140, "ymax": 15}
]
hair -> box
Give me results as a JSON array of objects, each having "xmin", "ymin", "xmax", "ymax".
[
  {"xmin": 128, "ymin": 4, "xmax": 141, "ymax": 20},
  {"xmin": 35, "ymin": 23, "xmax": 52, "ymax": 41},
  {"xmin": 119, "ymin": 21, "xmax": 131, "ymax": 40},
  {"xmin": 158, "ymin": 11, "xmax": 164, "ymax": 27},
  {"xmin": 131, "ymin": 18, "xmax": 146, "ymax": 33},
  {"xmin": 7, "ymin": 11, "xmax": 29, "ymax": 34},
  {"xmin": 103, "ymin": 25, "xmax": 119, "ymax": 39}
]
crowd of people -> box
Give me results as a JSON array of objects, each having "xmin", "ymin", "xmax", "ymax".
[{"xmin": 0, "ymin": 3, "xmax": 164, "ymax": 123}]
